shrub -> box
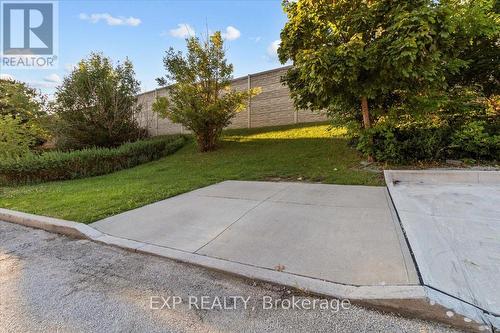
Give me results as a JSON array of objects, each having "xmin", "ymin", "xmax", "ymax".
[
  {"xmin": 450, "ymin": 121, "xmax": 500, "ymax": 159},
  {"xmin": 356, "ymin": 86, "xmax": 499, "ymax": 163},
  {"xmin": 53, "ymin": 53, "xmax": 144, "ymax": 150},
  {"xmin": 357, "ymin": 119, "xmax": 451, "ymax": 163},
  {"xmin": 357, "ymin": 116, "xmax": 499, "ymax": 163},
  {"xmin": 0, "ymin": 136, "xmax": 187, "ymax": 185}
]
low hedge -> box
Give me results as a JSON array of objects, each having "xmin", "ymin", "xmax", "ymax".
[
  {"xmin": 357, "ymin": 119, "xmax": 499, "ymax": 163},
  {"xmin": 0, "ymin": 135, "xmax": 187, "ymax": 185}
]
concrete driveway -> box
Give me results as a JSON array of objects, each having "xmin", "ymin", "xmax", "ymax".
[
  {"xmin": 92, "ymin": 181, "xmax": 418, "ymax": 287},
  {"xmin": 385, "ymin": 170, "xmax": 500, "ymax": 328}
]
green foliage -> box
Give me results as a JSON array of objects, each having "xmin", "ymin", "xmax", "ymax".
[
  {"xmin": 279, "ymin": 0, "xmax": 462, "ymax": 122},
  {"xmin": 279, "ymin": 0, "xmax": 499, "ymax": 161},
  {"xmin": 0, "ymin": 136, "xmax": 187, "ymax": 185},
  {"xmin": 0, "ymin": 79, "xmax": 49, "ymax": 145},
  {"xmin": 450, "ymin": 121, "xmax": 500, "ymax": 159},
  {"xmin": 357, "ymin": 119, "xmax": 451, "ymax": 163},
  {"xmin": 0, "ymin": 79, "xmax": 46, "ymax": 121},
  {"xmin": 357, "ymin": 88, "xmax": 499, "ymax": 162},
  {"xmin": 154, "ymin": 32, "xmax": 260, "ymax": 152},
  {"xmin": 0, "ymin": 115, "xmax": 36, "ymax": 159},
  {"xmin": 53, "ymin": 52, "xmax": 144, "ymax": 150},
  {"xmin": 445, "ymin": 0, "xmax": 500, "ymax": 97}
]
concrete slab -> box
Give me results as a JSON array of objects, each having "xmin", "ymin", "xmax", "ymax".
[
  {"xmin": 92, "ymin": 180, "xmax": 418, "ymax": 287},
  {"xmin": 92, "ymin": 193, "xmax": 260, "ymax": 252},
  {"xmin": 197, "ymin": 200, "xmax": 417, "ymax": 286},
  {"xmin": 385, "ymin": 183, "xmax": 500, "ymax": 220},
  {"xmin": 386, "ymin": 170, "xmax": 500, "ymax": 323},
  {"xmin": 191, "ymin": 180, "xmax": 289, "ymax": 201},
  {"xmin": 269, "ymin": 183, "xmax": 389, "ymax": 208}
]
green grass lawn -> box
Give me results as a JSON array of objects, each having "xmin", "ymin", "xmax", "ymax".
[{"xmin": 0, "ymin": 123, "xmax": 383, "ymax": 223}]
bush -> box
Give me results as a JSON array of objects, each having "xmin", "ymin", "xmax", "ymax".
[
  {"xmin": 0, "ymin": 136, "xmax": 187, "ymax": 185},
  {"xmin": 357, "ymin": 117, "xmax": 499, "ymax": 163},
  {"xmin": 53, "ymin": 53, "xmax": 144, "ymax": 149},
  {"xmin": 450, "ymin": 121, "xmax": 500, "ymax": 159},
  {"xmin": 357, "ymin": 119, "xmax": 451, "ymax": 163},
  {"xmin": 356, "ymin": 87, "xmax": 499, "ymax": 163}
]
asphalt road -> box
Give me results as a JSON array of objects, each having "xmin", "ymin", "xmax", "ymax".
[{"xmin": 0, "ymin": 221, "xmax": 463, "ymax": 333}]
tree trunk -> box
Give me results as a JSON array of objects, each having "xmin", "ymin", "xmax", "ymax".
[
  {"xmin": 361, "ymin": 96, "xmax": 374, "ymax": 162},
  {"xmin": 361, "ymin": 96, "xmax": 371, "ymax": 129},
  {"xmin": 196, "ymin": 128, "xmax": 218, "ymax": 152}
]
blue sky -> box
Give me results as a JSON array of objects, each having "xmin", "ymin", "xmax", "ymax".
[{"xmin": 0, "ymin": 0, "xmax": 288, "ymax": 96}]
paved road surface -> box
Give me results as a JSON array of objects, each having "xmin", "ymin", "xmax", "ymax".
[{"xmin": 0, "ymin": 221, "xmax": 462, "ymax": 333}]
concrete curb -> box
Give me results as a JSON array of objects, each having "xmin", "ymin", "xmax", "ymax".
[
  {"xmin": 0, "ymin": 208, "xmax": 492, "ymax": 332},
  {"xmin": 384, "ymin": 169, "xmax": 500, "ymax": 185},
  {"xmin": 0, "ymin": 208, "xmax": 103, "ymax": 239}
]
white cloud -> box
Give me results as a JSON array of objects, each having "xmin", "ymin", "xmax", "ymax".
[
  {"xmin": 0, "ymin": 74, "xmax": 15, "ymax": 81},
  {"xmin": 168, "ymin": 23, "xmax": 195, "ymax": 38},
  {"xmin": 79, "ymin": 13, "xmax": 141, "ymax": 27},
  {"xmin": 44, "ymin": 73, "xmax": 61, "ymax": 83},
  {"xmin": 250, "ymin": 36, "xmax": 262, "ymax": 43},
  {"xmin": 221, "ymin": 26, "xmax": 241, "ymax": 41},
  {"xmin": 64, "ymin": 63, "xmax": 76, "ymax": 73},
  {"xmin": 23, "ymin": 74, "xmax": 62, "ymax": 89},
  {"xmin": 29, "ymin": 81, "xmax": 58, "ymax": 88},
  {"xmin": 267, "ymin": 39, "xmax": 281, "ymax": 58}
]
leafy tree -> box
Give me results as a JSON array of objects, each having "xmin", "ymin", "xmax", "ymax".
[
  {"xmin": 0, "ymin": 78, "xmax": 49, "ymax": 147},
  {"xmin": 53, "ymin": 53, "xmax": 143, "ymax": 149},
  {"xmin": 154, "ymin": 32, "xmax": 260, "ymax": 152},
  {"xmin": 0, "ymin": 115, "xmax": 36, "ymax": 159},
  {"xmin": 278, "ymin": 0, "xmax": 469, "ymax": 131},
  {"xmin": 0, "ymin": 79, "xmax": 46, "ymax": 121},
  {"xmin": 445, "ymin": 0, "xmax": 499, "ymax": 97}
]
